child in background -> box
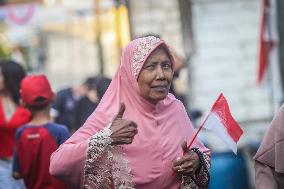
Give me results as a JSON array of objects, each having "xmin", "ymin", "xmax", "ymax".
[{"xmin": 12, "ymin": 74, "xmax": 70, "ymax": 189}]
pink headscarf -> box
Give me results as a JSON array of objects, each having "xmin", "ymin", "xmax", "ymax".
[
  {"xmin": 50, "ymin": 36, "xmax": 209, "ymax": 188},
  {"xmin": 94, "ymin": 36, "xmax": 175, "ymax": 117}
]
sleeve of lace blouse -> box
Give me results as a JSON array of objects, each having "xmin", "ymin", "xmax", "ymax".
[
  {"xmin": 83, "ymin": 126, "xmax": 114, "ymax": 188},
  {"xmin": 50, "ymin": 126, "xmax": 112, "ymax": 188},
  {"xmin": 85, "ymin": 126, "xmax": 113, "ymax": 161},
  {"xmin": 181, "ymin": 149, "xmax": 211, "ymax": 189}
]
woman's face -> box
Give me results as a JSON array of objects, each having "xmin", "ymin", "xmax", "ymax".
[{"xmin": 137, "ymin": 47, "xmax": 173, "ymax": 104}]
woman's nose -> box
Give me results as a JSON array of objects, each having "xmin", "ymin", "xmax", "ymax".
[{"xmin": 156, "ymin": 65, "xmax": 165, "ymax": 79}]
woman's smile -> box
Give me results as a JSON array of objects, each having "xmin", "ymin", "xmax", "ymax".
[{"xmin": 151, "ymin": 85, "xmax": 168, "ymax": 92}]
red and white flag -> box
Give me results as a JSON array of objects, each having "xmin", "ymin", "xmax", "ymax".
[
  {"xmin": 200, "ymin": 93, "xmax": 243, "ymax": 154},
  {"xmin": 257, "ymin": 0, "xmax": 276, "ymax": 85},
  {"xmin": 257, "ymin": 0, "xmax": 284, "ymax": 111}
]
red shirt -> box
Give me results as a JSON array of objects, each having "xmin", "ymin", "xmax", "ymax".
[
  {"xmin": 0, "ymin": 97, "xmax": 31, "ymax": 157},
  {"xmin": 13, "ymin": 123, "xmax": 70, "ymax": 189}
]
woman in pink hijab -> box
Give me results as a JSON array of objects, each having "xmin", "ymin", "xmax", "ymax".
[
  {"xmin": 254, "ymin": 104, "xmax": 284, "ymax": 189},
  {"xmin": 50, "ymin": 36, "xmax": 210, "ymax": 189}
]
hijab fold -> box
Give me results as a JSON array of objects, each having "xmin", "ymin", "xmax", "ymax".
[{"xmin": 254, "ymin": 104, "xmax": 284, "ymax": 173}]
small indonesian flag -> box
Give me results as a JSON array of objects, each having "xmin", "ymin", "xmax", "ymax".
[{"xmin": 201, "ymin": 93, "xmax": 243, "ymax": 154}]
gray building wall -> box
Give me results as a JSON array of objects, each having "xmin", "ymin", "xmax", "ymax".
[
  {"xmin": 128, "ymin": 0, "xmax": 184, "ymax": 54},
  {"xmin": 191, "ymin": 0, "xmax": 273, "ymax": 124},
  {"xmin": 45, "ymin": 33, "xmax": 99, "ymax": 90}
]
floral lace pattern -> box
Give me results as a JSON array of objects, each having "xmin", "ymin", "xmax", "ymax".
[
  {"xmin": 132, "ymin": 36, "xmax": 160, "ymax": 77},
  {"xmin": 111, "ymin": 146, "xmax": 135, "ymax": 189},
  {"xmin": 83, "ymin": 126, "xmax": 113, "ymax": 189},
  {"xmin": 181, "ymin": 150, "xmax": 211, "ymax": 189},
  {"xmin": 83, "ymin": 126, "xmax": 134, "ymax": 189}
]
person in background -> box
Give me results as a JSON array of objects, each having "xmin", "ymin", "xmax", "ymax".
[
  {"xmin": 74, "ymin": 77, "xmax": 98, "ymax": 130},
  {"xmin": 12, "ymin": 74, "xmax": 70, "ymax": 189},
  {"xmin": 254, "ymin": 103, "xmax": 284, "ymax": 189},
  {"xmin": 50, "ymin": 81, "xmax": 88, "ymax": 133},
  {"xmin": 50, "ymin": 36, "xmax": 210, "ymax": 188},
  {"xmin": 0, "ymin": 60, "xmax": 31, "ymax": 189},
  {"xmin": 94, "ymin": 74, "xmax": 112, "ymax": 102},
  {"xmin": 74, "ymin": 75, "xmax": 111, "ymax": 130}
]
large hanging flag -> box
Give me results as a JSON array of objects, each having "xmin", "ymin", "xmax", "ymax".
[
  {"xmin": 257, "ymin": 0, "xmax": 283, "ymax": 111},
  {"xmin": 257, "ymin": 0, "xmax": 276, "ymax": 85},
  {"xmin": 188, "ymin": 93, "xmax": 243, "ymax": 154}
]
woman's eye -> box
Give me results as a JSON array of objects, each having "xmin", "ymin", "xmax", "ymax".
[
  {"xmin": 145, "ymin": 64, "xmax": 155, "ymax": 70},
  {"xmin": 162, "ymin": 63, "xmax": 171, "ymax": 69}
]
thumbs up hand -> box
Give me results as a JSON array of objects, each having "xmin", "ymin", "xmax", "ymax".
[{"xmin": 110, "ymin": 103, "xmax": 138, "ymax": 145}]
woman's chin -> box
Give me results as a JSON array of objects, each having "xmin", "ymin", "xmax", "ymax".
[{"xmin": 147, "ymin": 94, "xmax": 168, "ymax": 104}]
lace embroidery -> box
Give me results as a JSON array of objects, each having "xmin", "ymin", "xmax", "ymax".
[
  {"xmin": 132, "ymin": 36, "xmax": 160, "ymax": 77},
  {"xmin": 84, "ymin": 126, "xmax": 113, "ymax": 189},
  {"xmin": 83, "ymin": 126, "xmax": 134, "ymax": 189},
  {"xmin": 112, "ymin": 146, "xmax": 135, "ymax": 189},
  {"xmin": 181, "ymin": 151, "xmax": 211, "ymax": 189}
]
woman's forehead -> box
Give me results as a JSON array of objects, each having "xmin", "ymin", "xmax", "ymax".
[{"xmin": 146, "ymin": 48, "xmax": 170, "ymax": 63}]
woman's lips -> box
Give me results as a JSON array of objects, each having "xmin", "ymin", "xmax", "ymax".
[{"xmin": 151, "ymin": 85, "xmax": 167, "ymax": 91}]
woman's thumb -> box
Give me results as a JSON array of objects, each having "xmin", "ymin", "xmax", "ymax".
[{"xmin": 115, "ymin": 102, "xmax": 125, "ymax": 119}]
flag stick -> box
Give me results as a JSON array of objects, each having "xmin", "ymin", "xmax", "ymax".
[
  {"xmin": 187, "ymin": 124, "xmax": 204, "ymax": 148},
  {"xmin": 187, "ymin": 111, "xmax": 210, "ymax": 148}
]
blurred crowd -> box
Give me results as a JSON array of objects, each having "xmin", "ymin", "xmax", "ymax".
[
  {"xmin": 0, "ymin": 59, "xmax": 112, "ymax": 189},
  {"xmin": 50, "ymin": 74, "xmax": 112, "ymax": 134}
]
